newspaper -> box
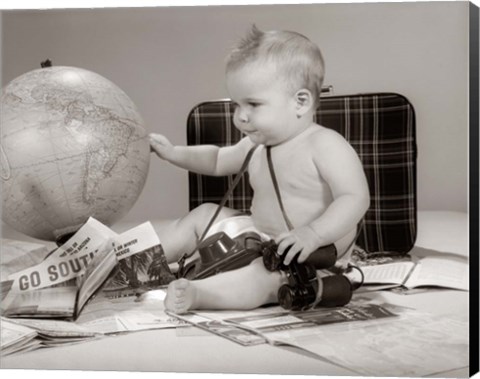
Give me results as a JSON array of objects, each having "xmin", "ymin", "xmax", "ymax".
[
  {"xmin": 0, "ymin": 290, "xmax": 183, "ymax": 355},
  {"xmin": 172, "ymin": 298, "xmax": 398, "ymax": 346},
  {"xmin": 359, "ymin": 249, "xmax": 469, "ymax": 291},
  {"xmin": 1, "ymin": 219, "xmax": 181, "ymax": 355},
  {"xmin": 1, "ymin": 218, "xmax": 174, "ymax": 319},
  {"xmin": 76, "ymin": 289, "xmax": 185, "ymax": 334},
  {"xmin": 5, "ymin": 218, "xmax": 117, "ymax": 292},
  {"xmin": 0, "ymin": 239, "xmax": 53, "ymax": 277},
  {"xmin": 170, "ymin": 296, "xmax": 468, "ymax": 377},
  {"xmin": 270, "ymin": 310, "xmax": 469, "ymax": 376},
  {"xmin": 0, "ymin": 316, "xmax": 103, "ymax": 356},
  {"xmin": 1, "ymin": 318, "xmax": 38, "ymax": 356}
]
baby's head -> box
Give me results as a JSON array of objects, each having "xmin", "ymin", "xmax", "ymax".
[{"xmin": 226, "ymin": 25, "xmax": 325, "ymax": 109}]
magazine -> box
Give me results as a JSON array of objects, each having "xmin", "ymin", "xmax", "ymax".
[
  {"xmin": 75, "ymin": 289, "xmax": 185, "ymax": 334},
  {"xmin": 1, "ymin": 318, "xmax": 38, "ymax": 356},
  {"xmin": 360, "ymin": 253, "xmax": 468, "ymax": 291},
  {"xmin": 1, "ymin": 218, "xmax": 175, "ymax": 320},
  {"xmin": 168, "ymin": 295, "xmax": 468, "ymax": 377},
  {"xmin": 0, "ymin": 316, "xmax": 103, "ymax": 356},
  {"xmin": 170, "ymin": 299, "xmax": 398, "ymax": 346},
  {"xmin": 270, "ymin": 309, "xmax": 468, "ymax": 377}
]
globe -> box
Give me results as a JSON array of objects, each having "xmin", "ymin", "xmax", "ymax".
[{"xmin": 1, "ymin": 66, "xmax": 150, "ymax": 242}]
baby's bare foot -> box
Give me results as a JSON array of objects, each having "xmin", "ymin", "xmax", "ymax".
[{"xmin": 164, "ymin": 278, "xmax": 198, "ymax": 314}]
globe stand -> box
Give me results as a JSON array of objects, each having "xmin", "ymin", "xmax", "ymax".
[
  {"xmin": 41, "ymin": 230, "xmax": 80, "ymax": 261},
  {"xmin": 55, "ymin": 232, "xmax": 76, "ymax": 247},
  {"xmin": 52, "ymin": 223, "xmax": 84, "ymax": 247}
]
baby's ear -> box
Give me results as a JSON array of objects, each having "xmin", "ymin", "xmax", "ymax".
[{"xmin": 294, "ymin": 89, "xmax": 314, "ymax": 116}]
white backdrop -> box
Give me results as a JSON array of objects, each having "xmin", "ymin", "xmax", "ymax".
[{"xmin": 1, "ymin": 1, "xmax": 471, "ymax": 226}]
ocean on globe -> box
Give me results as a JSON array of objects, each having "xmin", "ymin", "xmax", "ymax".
[{"xmin": 1, "ymin": 66, "xmax": 150, "ymax": 242}]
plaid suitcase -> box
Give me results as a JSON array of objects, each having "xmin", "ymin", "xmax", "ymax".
[{"xmin": 187, "ymin": 93, "xmax": 417, "ymax": 254}]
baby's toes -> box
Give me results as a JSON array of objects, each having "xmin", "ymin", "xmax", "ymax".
[
  {"xmin": 174, "ymin": 278, "xmax": 190, "ymax": 290},
  {"xmin": 164, "ymin": 293, "xmax": 176, "ymax": 311},
  {"xmin": 173, "ymin": 303, "xmax": 189, "ymax": 314},
  {"xmin": 168, "ymin": 295, "xmax": 188, "ymax": 314},
  {"xmin": 165, "ymin": 279, "xmax": 191, "ymax": 311}
]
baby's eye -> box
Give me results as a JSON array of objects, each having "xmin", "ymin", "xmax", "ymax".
[{"xmin": 248, "ymin": 102, "xmax": 261, "ymax": 108}]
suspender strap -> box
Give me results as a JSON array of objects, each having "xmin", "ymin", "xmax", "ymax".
[
  {"xmin": 266, "ymin": 146, "xmax": 294, "ymax": 231},
  {"xmin": 178, "ymin": 144, "xmax": 259, "ymax": 272}
]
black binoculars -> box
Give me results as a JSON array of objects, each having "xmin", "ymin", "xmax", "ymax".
[
  {"xmin": 261, "ymin": 241, "xmax": 352, "ymax": 311},
  {"xmin": 261, "ymin": 240, "xmax": 338, "ymax": 272}
]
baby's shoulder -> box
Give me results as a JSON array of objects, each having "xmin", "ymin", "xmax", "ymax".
[{"xmin": 308, "ymin": 124, "xmax": 349, "ymax": 149}]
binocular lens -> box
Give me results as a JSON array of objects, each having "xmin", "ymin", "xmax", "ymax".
[
  {"xmin": 278, "ymin": 285, "xmax": 294, "ymax": 310},
  {"xmin": 263, "ymin": 251, "xmax": 280, "ymax": 272},
  {"xmin": 261, "ymin": 241, "xmax": 283, "ymax": 272},
  {"xmin": 278, "ymin": 280, "xmax": 317, "ymax": 311}
]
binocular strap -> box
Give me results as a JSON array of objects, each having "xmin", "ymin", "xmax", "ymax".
[{"xmin": 177, "ymin": 144, "xmax": 259, "ymax": 276}]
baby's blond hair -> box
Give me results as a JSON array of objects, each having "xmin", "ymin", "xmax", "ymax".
[{"xmin": 226, "ymin": 25, "xmax": 325, "ymax": 108}]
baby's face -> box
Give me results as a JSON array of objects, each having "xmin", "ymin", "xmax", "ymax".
[{"xmin": 226, "ymin": 64, "xmax": 302, "ymax": 146}]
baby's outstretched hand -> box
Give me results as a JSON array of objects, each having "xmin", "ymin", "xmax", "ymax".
[
  {"xmin": 150, "ymin": 133, "xmax": 174, "ymax": 160},
  {"xmin": 274, "ymin": 226, "xmax": 321, "ymax": 265}
]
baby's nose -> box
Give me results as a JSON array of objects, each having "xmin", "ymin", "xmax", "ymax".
[{"xmin": 236, "ymin": 108, "xmax": 249, "ymax": 123}]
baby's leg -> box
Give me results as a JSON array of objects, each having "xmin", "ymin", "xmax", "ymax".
[
  {"xmin": 154, "ymin": 203, "xmax": 241, "ymax": 263},
  {"xmin": 163, "ymin": 227, "xmax": 360, "ymax": 313},
  {"xmin": 164, "ymin": 258, "xmax": 286, "ymax": 314}
]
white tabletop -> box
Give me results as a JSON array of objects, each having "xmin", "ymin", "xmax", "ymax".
[
  {"xmin": 0, "ymin": 220, "xmax": 472, "ymax": 377},
  {"xmin": 1, "ymin": 289, "xmax": 469, "ymax": 377}
]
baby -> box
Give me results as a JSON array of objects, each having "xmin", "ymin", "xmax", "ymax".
[{"xmin": 150, "ymin": 26, "xmax": 370, "ymax": 313}]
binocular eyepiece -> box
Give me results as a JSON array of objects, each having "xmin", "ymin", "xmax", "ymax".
[{"xmin": 261, "ymin": 240, "xmax": 338, "ymax": 272}]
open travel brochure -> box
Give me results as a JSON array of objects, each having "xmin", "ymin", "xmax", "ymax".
[
  {"xmin": 170, "ymin": 300, "xmax": 398, "ymax": 346},
  {"xmin": 360, "ymin": 254, "xmax": 468, "ymax": 291},
  {"xmin": 168, "ymin": 295, "xmax": 468, "ymax": 377},
  {"xmin": 1, "ymin": 218, "xmax": 175, "ymax": 320}
]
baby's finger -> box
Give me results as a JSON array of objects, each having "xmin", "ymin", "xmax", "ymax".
[
  {"xmin": 150, "ymin": 134, "xmax": 166, "ymax": 145},
  {"xmin": 283, "ymin": 243, "xmax": 302, "ymax": 266},
  {"xmin": 149, "ymin": 138, "xmax": 160, "ymax": 150},
  {"xmin": 150, "ymin": 142, "xmax": 159, "ymax": 153},
  {"xmin": 296, "ymin": 248, "xmax": 313, "ymax": 264},
  {"xmin": 276, "ymin": 236, "xmax": 295, "ymax": 257},
  {"xmin": 149, "ymin": 132, "xmax": 162, "ymax": 140}
]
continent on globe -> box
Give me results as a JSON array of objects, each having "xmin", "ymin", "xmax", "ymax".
[{"xmin": 1, "ymin": 66, "xmax": 151, "ymax": 242}]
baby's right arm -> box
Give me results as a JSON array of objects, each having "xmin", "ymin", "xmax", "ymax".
[{"xmin": 150, "ymin": 133, "xmax": 254, "ymax": 176}]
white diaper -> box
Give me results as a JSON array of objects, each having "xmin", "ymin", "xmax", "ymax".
[
  {"xmin": 206, "ymin": 216, "xmax": 354, "ymax": 273},
  {"xmin": 205, "ymin": 215, "xmax": 270, "ymax": 241}
]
